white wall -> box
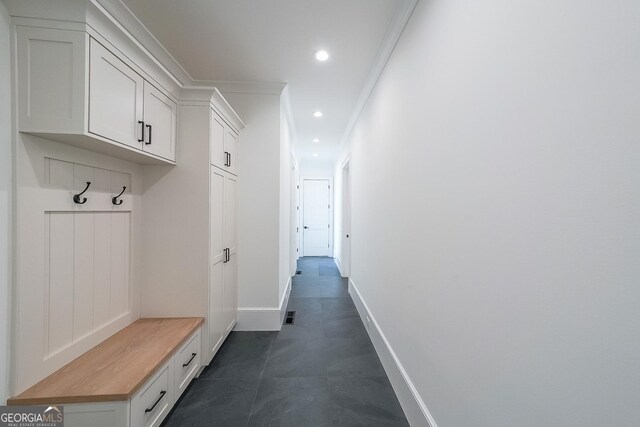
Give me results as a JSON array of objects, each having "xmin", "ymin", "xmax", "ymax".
[
  {"xmin": 224, "ymin": 92, "xmax": 282, "ymax": 318},
  {"xmin": 335, "ymin": 0, "xmax": 640, "ymax": 425},
  {"xmin": 0, "ymin": 0, "xmax": 11, "ymax": 404}
]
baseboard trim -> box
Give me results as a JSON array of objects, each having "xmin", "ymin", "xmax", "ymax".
[
  {"xmin": 235, "ymin": 277, "xmax": 291, "ymax": 331},
  {"xmin": 335, "ymin": 256, "xmax": 344, "ymax": 276},
  {"xmin": 349, "ymin": 278, "xmax": 438, "ymax": 427},
  {"xmin": 235, "ymin": 307, "xmax": 281, "ymax": 331},
  {"xmin": 279, "ymin": 276, "xmax": 292, "ymax": 325}
]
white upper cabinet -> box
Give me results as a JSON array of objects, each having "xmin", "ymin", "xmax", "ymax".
[
  {"xmin": 210, "ymin": 108, "xmax": 239, "ymax": 176},
  {"xmin": 16, "ymin": 26, "xmax": 177, "ymax": 164},
  {"xmin": 224, "ymin": 128, "xmax": 239, "ymax": 176},
  {"xmin": 210, "ymin": 111, "xmax": 226, "ymax": 170},
  {"xmin": 143, "ymin": 81, "xmax": 177, "ymax": 161},
  {"xmin": 89, "ymin": 39, "xmax": 144, "ymax": 151}
]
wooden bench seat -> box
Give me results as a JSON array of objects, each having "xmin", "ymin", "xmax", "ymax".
[{"xmin": 8, "ymin": 317, "xmax": 204, "ymax": 406}]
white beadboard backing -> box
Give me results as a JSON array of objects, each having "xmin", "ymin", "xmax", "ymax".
[
  {"xmin": 44, "ymin": 211, "xmax": 131, "ymax": 358},
  {"xmin": 13, "ymin": 134, "xmax": 142, "ymax": 395}
]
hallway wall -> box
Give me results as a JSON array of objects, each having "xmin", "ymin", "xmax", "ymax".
[
  {"xmin": 225, "ymin": 93, "xmax": 282, "ymax": 315},
  {"xmin": 334, "ymin": 0, "xmax": 640, "ymax": 425},
  {"xmin": 0, "ymin": 1, "xmax": 11, "ymax": 404}
]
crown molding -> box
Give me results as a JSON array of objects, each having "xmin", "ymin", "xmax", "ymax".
[
  {"xmin": 94, "ymin": 0, "xmax": 195, "ymax": 86},
  {"xmin": 338, "ymin": 0, "xmax": 419, "ymax": 151},
  {"xmin": 193, "ymin": 80, "xmax": 287, "ymax": 95}
]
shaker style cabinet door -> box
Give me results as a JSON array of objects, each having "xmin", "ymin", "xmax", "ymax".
[
  {"xmin": 224, "ymin": 128, "xmax": 238, "ymax": 175},
  {"xmin": 143, "ymin": 81, "xmax": 177, "ymax": 161},
  {"xmin": 222, "ymin": 174, "xmax": 238, "ymax": 332},
  {"xmin": 88, "ymin": 38, "xmax": 144, "ymax": 150},
  {"xmin": 209, "ymin": 168, "xmax": 225, "ymax": 359},
  {"xmin": 210, "ymin": 111, "xmax": 226, "ymax": 170}
]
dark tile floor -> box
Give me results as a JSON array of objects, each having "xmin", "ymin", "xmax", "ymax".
[{"xmin": 163, "ymin": 257, "xmax": 409, "ymax": 427}]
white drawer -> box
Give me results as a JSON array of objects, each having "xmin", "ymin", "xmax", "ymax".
[
  {"xmin": 130, "ymin": 361, "xmax": 174, "ymax": 427},
  {"xmin": 174, "ymin": 329, "xmax": 201, "ymax": 398}
]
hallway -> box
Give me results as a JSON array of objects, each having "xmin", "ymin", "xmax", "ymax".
[{"xmin": 163, "ymin": 257, "xmax": 408, "ymax": 426}]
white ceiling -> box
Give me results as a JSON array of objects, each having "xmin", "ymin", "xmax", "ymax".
[{"xmin": 121, "ymin": 0, "xmax": 409, "ymax": 167}]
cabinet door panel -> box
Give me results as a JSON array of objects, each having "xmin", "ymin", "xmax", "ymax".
[
  {"xmin": 224, "ymin": 128, "xmax": 238, "ymax": 175},
  {"xmin": 224, "ymin": 174, "xmax": 238, "ymax": 253},
  {"xmin": 143, "ymin": 82, "xmax": 176, "ymax": 161},
  {"xmin": 210, "ymin": 111, "xmax": 226, "ymax": 169},
  {"xmin": 209, "ymin": 169, "xmax": 225, "ymax": 359},
  {"xmin": 222, "ymin": 253, "xmax": 237, "ymax": 334},
  {"xmin": 89, "ymin": 39, "xmax": 143, "ymax": 149}
]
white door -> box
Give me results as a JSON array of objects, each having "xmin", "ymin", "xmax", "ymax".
[
  {"xmin": 209, "ymin": 168, "xmax": 225, "ymax": 358},
  {"xmin": 303, "ymin": 179, "xmax": 330, "ymax": 256},
  {"xmin": 88, "ymin": 38, "xmax": 143, "ymax": 149},
  {"xmin": 143, "ymin": 81, "xmax": 176, "ymax": 161}
]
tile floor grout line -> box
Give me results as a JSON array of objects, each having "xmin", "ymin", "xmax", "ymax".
[{"xmin": 245, "ymin": 321, "xmax": 278, "ymax": 426}]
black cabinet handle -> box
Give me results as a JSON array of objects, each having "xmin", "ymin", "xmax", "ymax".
[
  {"xmin": 304, "ymin": 226, "xmax": 309, "ymax": 229},
  {"xmin": 144, "ymin": 390, "xmax": 166, "ymax": 413},
  {"xmin": 182, "ymin": 353, "xmax": 197, "ymax": 367},
  {"xmin": 138, "ymin": 121, "xmax": 145, "ymax": 142},
  {"xmin": 224, "ymin": 151, "xmax": 230, "ymax": 167},
  {"xmin": 223, "ymin": 248, "xmax": 227, "ymax": 263},
  {"xmin": 145, "ymin": 124, "xmax": 152, "ymax": 145}
]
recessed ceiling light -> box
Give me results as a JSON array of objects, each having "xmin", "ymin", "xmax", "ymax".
[
  {"xmin": 313, "ymin": 111, "xmax": 323, "ymax": 118},
  {"xmin": 313, "ymin": 153, "xmax": 319, "ymax": 157},
  {"xmin": 313, "ymin": 138, "xmax": 320, "ymax": 143},
  {"xmin": 314, "ymin": 49, "xmax": 329, "ymax": 62}
]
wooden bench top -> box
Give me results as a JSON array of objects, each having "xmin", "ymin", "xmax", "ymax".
[{"xmin": 8, "ymin": 317, "xmax": 204, "ymax": 405}]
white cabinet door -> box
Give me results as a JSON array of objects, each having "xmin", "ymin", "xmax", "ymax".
[
  {"xmin": 222, "ymin": 253, "xmax": 237, "ymax": 334},
  {"xmin": 143, "ymin": 82, "xmax": 176, "ymax": 161},
  {"xmin": 89, "ymin": 38, "xmax": 143, "ymax": 149},
  {"xmin": 224, "ymin": 128, "xmax": 238, "ymax": 176},
  {"xmin": 222, "ymin": 174, "xmax": 238, "ymax": 332},
  {"xmin": 16, "ymin": 26, "xmax": 87, "ymax": 134},
  {"xmin": 224, "ymin": 174, "xmax": 238, "ymax": 253},
  {"xmin": 209, "ymin": 168, "xmax": 225, "ymax": 359},
  {"xmin": 210, "ymin": 111, "xmax": 226, "ymax": 170}
]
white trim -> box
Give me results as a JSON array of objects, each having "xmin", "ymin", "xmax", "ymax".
[
  {"xmin": 300, "ymin": 176, "xmax": 334, "ymax": 257},
  {"xmin": 338, "ymin": 0, "xmax": 419, "ymax": 150},
  {"xmin": 95, "ymin": 0, "xmax": 194, "ymax": 86},
  {"xmin": 279, "ymin": 276, "xmax": 292, "ymax": 325},
  {"xmin": 235, "ymin": 307, "xmax": 281, "ymax": 331},
  {"xmin": 335, "ymin": 256, "xmax": 344, "ymax": 276},
  {"xmin": 349, "ymin": 278, "xmax": 438, "ymax": 427},
  {"xmin": 197, "ymin": 80, "xmax": 287, "ymax": 95},
  {"xmin": 235, "ymin": 277, "xmax": 291, "ymax": 331}
]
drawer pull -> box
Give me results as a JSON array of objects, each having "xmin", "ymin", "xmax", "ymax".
[
  {"xmin": 182, "ymin": 352, "xmax": 197, "ymax": 367},
  {"xmin": 144, "ymin": 390, "xmax": 166, "ymax": 413}
]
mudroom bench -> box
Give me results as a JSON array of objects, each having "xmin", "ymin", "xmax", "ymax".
[{"xmin": 8, "ymin": 317, "xmax": 204, "ymax": 427}]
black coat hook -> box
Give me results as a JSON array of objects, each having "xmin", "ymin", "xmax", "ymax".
[
  {"xmin": 112, "ymin": 186, "xmax": 126, "ymax": 205},
  {"xmin": 73, "ymin": 181, "xmax": 91, "ymax": 204}
]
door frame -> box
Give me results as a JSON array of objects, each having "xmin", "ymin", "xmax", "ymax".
[
  {"xmin": 300, "ymin": 176, "xmax": 333, "ymax": 258},
  {"xmin": 340, "ymin": 157, "xmax": 351, "ymax": 276}
]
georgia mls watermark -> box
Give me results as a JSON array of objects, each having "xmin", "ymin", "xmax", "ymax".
[{"xmin": 0, "ymin": 406, "xmax": 63, "ymax": 427}]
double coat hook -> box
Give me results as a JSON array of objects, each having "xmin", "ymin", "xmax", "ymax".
[
  {"xmin": 112, "ymin": 186, "xmax": 126, "ymax": 205},
  {"xmin": 73, "ymin": 182, "xmax": 91, "ymax": 204}
]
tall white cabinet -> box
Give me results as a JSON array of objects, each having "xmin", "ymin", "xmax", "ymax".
[{"xmin": 141, "ymin": 89, "xmax": 243, "ymax": 365}]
